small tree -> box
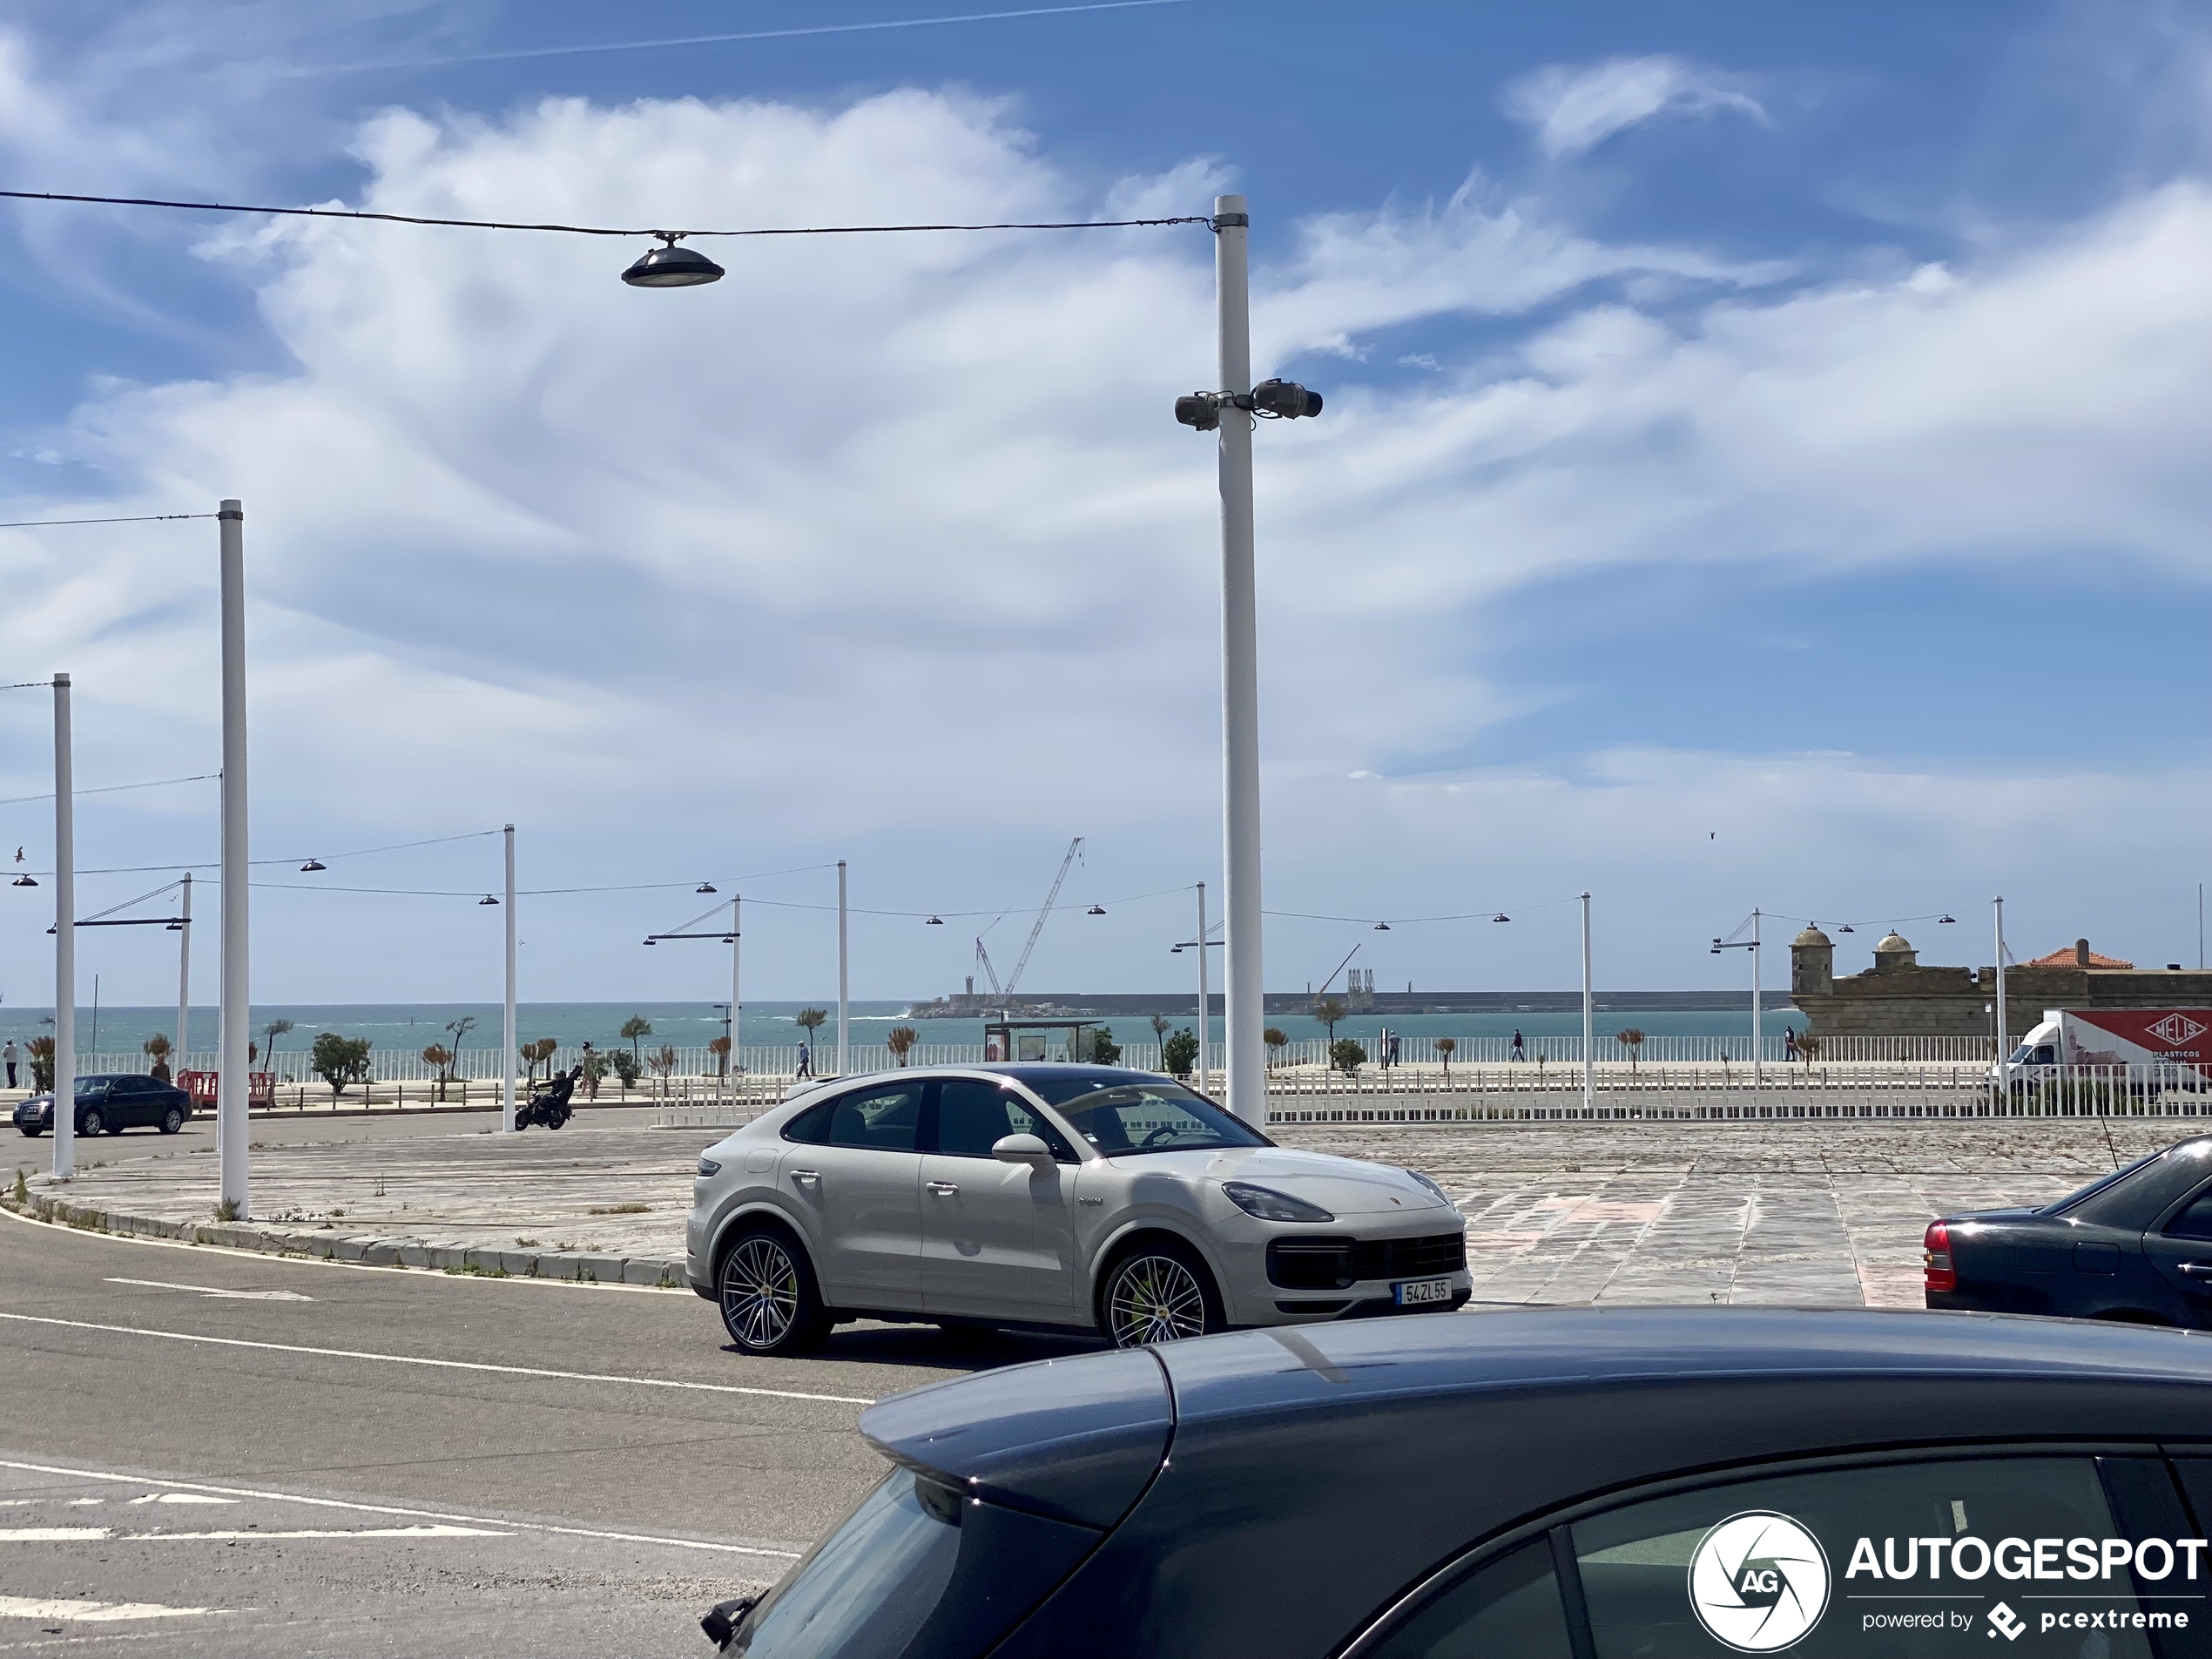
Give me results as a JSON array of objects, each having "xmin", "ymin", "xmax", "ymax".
[
  {"xmin": 885, "ymin": 1026, "xmax": 918, "ymax": 1067},
  {"xmin": 794, "ymin": 1008, "xmax": 827, "ymax": 1054},
  {"xmin": 1313, "ymin": 997, "xmax": 1349, "ymax": 1042},
  {"xmin": 26, "ymin": 1035, "xmax": 54, "ymax": 1092},
  {"xmin": 610, "ymin": 1048, "xmax": 641, "ymax": 1089},
  {"xmin": 1264, "ymin": 1027, "xmax": 1288, "ymax": 1071},
  {"xmin": 144, "ymin": 1033, "xmax": 173, "ymax": 1082},
  {"xmin": 421, "ymin": 1043, "xmax": 455, "ymax": 1102},
  {"xmin": 1797, "ymin": 1033, "xmax": 1825, "ymax": 1064},
  {"xmin": 262, "ymin": 1019, "xmax": 295, "ymax": 1068},
  {"xmin": 1149, "ymin": 1013, "xmax": 1172, "ymax": 1056},
  {"xmin": 707, "ymin": 1035, "xmax": 732, "ymax": 1076},
  {"xmin": 1615, "ymin": 1028, "xmax": 1647, "ymax": 1074},
  {"xmin": 619, "ymin": 1015, "xmax": 651, "ymax": 1067},
  {"xmin": 1089, "ymin": 1027, "xmax": 1123, "ymax": 1066},
  {"xmin": 523, "ymin": 1037, "xmax": 560, "ymax": 1082},
  {"xmin": 646, "ymin": 1043, "xmax": 678, "ymax": 1096},
  {"xmin": 1435, "ymin": 1035, "xmax": 1457, "ymax": 1079},
  {"xmin": 1331, "ymin": 1037, "xmax": 1368, "ymax": 1077},
  {"xmin": 311, "ymin": 1032, "xmax": 373, "ymax": 1101},
  {"xmin": 1161, "ymin": 1028, "xmax": 1199, "ymax": 1078},
  {"xmin": 445, "ymin": 1015, "xmax": 477, "ymax": 1062}
]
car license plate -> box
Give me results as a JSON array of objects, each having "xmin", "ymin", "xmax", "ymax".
[{"xmin": 1393, "ymin": 1278, "xmax": 1453, "ymax": 1306}]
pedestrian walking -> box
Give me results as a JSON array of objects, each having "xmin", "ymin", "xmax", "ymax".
[
  {"xmin": 3, "ymin": 1039, "xmax": 15, "ymax": 1089},
  {"xmin": 795, "ymin": 1039, "xmax": 813, "ymax": 1078},
  {"xmin": 579, "ymin": 1041, "xmax": 599, "ymax": 1100},
  {"xmin": 1510, "ymin": 1028, "xmax": 1525, "ymax": 1063}
]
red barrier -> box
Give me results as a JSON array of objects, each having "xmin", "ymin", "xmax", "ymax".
[{"xmin": 175, "ymin": 1069, "xmax": 275, "ymax": 1109}]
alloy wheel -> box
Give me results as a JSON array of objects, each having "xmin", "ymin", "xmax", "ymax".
[
  {"xmin": 721, "ymin": 1237, "xmax": 799, "ymax": 1352},
  {"xmin": 1107, "ymin": 1254, "xmax": 1209, "ymax": 1346}
]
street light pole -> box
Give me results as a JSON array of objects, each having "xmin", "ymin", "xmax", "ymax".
[
  {"xmin": 51, "ymin": 673, "xmax": 74, "ymax": 1181},
  {"xmin": 1581, "ymin": 892, "xmax": 1594, "ymax": 1113},
  {"xmin": 502, "ymin": 824, "xmax": 516, "ymax": 1133},
  {"xmin": 1211, "ymin": 193, "xmax": 1266, "ymax": 1130},
  {"xmin": 1993, "ymin": 895, "xmax": 2008, "ymax": 1096},
  {"xmin": 1197, "ymin": 882, "xmax": 1211, "ymax": 1096},
  {"xmin": 1751, "ymin": 907, "xmax": 1764, "ymax": 1087},
  {"xmin": 217, "ymin": 499, "xmax": 250, "ymax": 1220},
  {"xmin": 836, "ymin": 860, "xmax": 848, "ymax": 1078},
  {"xmin": 175, "ymin": 873, "xmax": 192, "ymax": 1070},
  {"xmin": 730, "ymin": 895, "xmax": 742, "ymax": 1092}
]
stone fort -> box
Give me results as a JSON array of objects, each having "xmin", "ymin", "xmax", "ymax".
[{"xmin": 1789, "ymin": 927, "xmax": 2212, "ymax": 1040}]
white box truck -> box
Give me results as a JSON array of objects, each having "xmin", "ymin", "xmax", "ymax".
[{"xmin": 2000, "ymin": 1008, "xmax": 2212, "ymax": 1084}]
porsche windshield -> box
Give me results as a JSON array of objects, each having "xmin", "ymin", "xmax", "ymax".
[{"xmin": 1032, "ymin": 1080, "xmax": 1271, "ymax": 1155}]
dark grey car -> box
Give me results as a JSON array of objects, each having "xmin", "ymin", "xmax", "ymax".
[
  {"xmin": 700, "ymin": 1306, "xmax": 2212, "ymax": 1659},
  {"xmin": 14, "ymin": 1073, "xmax": 192, "ymax": 1137}
]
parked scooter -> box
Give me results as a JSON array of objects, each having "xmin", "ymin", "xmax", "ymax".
[{"xmin": 516, "ymin": 1066, "xmax": 579, "ymax": 1130}]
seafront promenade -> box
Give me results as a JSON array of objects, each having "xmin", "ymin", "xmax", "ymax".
[{"xmin": 12, "ymin": 1109, "xmax": 2188, "ymax": 1312}]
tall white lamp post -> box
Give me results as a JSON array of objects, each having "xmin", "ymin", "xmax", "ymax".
[
  {"xmin": 1993, "ymin": 895, "xmax": 2009, "ymax": 1097},
  {"xmin": 1581, "ymin": 892, "xmax": 1594, "ymax": 1113},
  {"xmin": 502, "ymin": 824, "xmax": 517, "ymax": 1132},
  {"xmin": 1170, "ymin": 197, "xmax": 1325, "ymax": 1128},
  {"xmin": 1711, "ymin": 908, "xmax": 1764, "ymax": 1087},
  {"xmin": 51, "ymin": 673, "xmax": 75, "ymax": 1180},
  {"xmin": 217, "ymin": 500, "xmax": 250, "ymax": 1219},
  {"xmin": 174, "ymin": 872, "xmax": 192, "ymax": 1068},
  {"xmin": 836, "ymin": 860, "xmax": 848, "ymax": 1078}
]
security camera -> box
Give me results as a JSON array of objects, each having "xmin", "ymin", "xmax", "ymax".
[
  {"xmin": 1174, "ymin": 393, "xmax": 1223, "ymax": 431},
  {"xmin": 1250, "ymin": 378, "xmax": 1324, "ymax": 419}
]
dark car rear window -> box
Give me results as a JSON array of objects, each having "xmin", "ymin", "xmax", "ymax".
[{"xmin": 2055, "ymin": 1140, "xmax": 2212, "ymax": 1230}]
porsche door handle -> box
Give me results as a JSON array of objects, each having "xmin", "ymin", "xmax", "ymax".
[
  {"xmin": 926, "ymin": 1181, "xmax": 960, "ymax": 1195},
  {"xmin": 2179, "ymin": 1263, "xmax": 2212, "ymax": 1278},
  {"xmin": 789, "ymin": 1169, "xmax": 821, "ymax": 1184}
]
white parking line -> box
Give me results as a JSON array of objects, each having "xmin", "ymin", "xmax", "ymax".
[
  {"xmin": 105, "ymin": 1278, "xmax": 312, "ymax": 1302},
  {"xmin": 0, "ymin": 1461, "xmax": 802, "ymax": 1560},
  {"xmin": 0, "ymin": 1312, "xmax": 874, "ymax": 1406},
  {"xmin": 0, "ymin": 1595, "xmax": 219, "ymax": 1623},
  {"xmin": 126, "ymin": 1494, "xmax": 233, "ymax": 1506}
]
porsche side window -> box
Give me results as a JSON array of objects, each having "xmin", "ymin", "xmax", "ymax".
[
  {"xmin": 1362, "ymin": 1539, "xmax": 1572, "ymax": 1659},
  {"xmin": 1573, "ymin": 1457, "xmax": 2155, "ymax": 1657}
]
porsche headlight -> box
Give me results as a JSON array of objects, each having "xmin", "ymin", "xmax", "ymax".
[{"xmin": 1223, "ymin": 1181, "xmax": 1334, "ymax": 1223}]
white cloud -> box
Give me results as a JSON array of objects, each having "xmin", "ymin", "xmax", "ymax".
[
  {"xmin": 7, "ymin": 80, "xmax": 2212, "ymax": 997},
  {"xmin": 1507, "ymin": 55, "xmax": 1766, "ymax": 159}
]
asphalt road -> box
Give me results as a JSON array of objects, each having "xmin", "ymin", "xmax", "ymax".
[{"xmin": 0, "ymin": 1204, "xmax": 1096, "ymax": 1655}]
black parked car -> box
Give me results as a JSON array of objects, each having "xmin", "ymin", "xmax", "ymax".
[
  {"xmin": 14, "ymin": 1073, "xmax": 193, "ymax": 1138},
  {"xmin": 699, "ymin": 1307, "xmax": 2212, "ymax": 1659},
  {"xmin": 1927, "ymin": 1135, "xmax": 2212, "ymax": 1326}
]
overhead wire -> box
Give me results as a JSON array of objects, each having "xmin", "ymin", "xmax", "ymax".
[
  {"xmin": 0, "ymin": 772, "xmax": 219, "ymax": 808},
  {"xmin": 0, "ymin": 188, "xmax": 1210, "ymax": 240},
  {"xmin": 0, "ymin": 513, "xmax": 215, "ymax": 529}
]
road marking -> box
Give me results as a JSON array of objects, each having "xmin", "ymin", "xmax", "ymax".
[
  {"xmin": 105, "ymin": 1277, "xmax": 313, "ymax": 1301},
  {"xmin": 0, "ymin": 1312, "xmax": 874, "ymax": 1406},
  {"xmin": 0, "ymin": 1524, "xmax": 507, "ymax": 1541},
  {"xmin": 0, "ymin": 1595, "xmax": 219, "ymax": 1623},
  {"xmin": 0, "ymin": 1529, "xmax": 106, "ymax": 1542},
  {"xmin": 128, "ymin": 1494, "xmax": 235, "ymax": 1506},
  {"xmin": 0, "ymin": 1461, "xmax": 802, "ymax": 1560}
]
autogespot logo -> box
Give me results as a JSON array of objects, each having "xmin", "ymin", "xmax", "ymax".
[{"xmin": 1688, "ymin": 1511, "xmax": 1832, "ymax": 1653}]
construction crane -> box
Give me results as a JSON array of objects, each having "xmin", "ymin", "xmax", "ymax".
[{"xmin": 974, "ymin": 837, "xmax": 1084, "ymax": 1001}]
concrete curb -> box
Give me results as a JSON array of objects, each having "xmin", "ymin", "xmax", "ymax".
[{"xmin": 3, "ymin": 1190, "xmax": 689, "ymax": 1290}]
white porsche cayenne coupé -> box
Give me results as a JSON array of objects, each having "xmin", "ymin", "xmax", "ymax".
[{"xmin": 685, "ymin": 1064, "xmax": 1472, "ymax": 1354}]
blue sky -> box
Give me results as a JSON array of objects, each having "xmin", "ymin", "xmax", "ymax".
[{"xmin": 3, "ymin": 0, "xmax": 2210, "ymax": 1007}]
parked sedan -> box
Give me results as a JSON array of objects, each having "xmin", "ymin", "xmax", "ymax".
[
  {"xmin": 698, "ymin": 1305, "xmax": 2212, "ymax": 1658},
  {"xmin": 685, "ymin": 1064, "xmax": 1471, "ymax": 1355},
  {"xmin": 14, "ymin": 1073, "xmax": 193, "ymax": 1138},
  {"xmin": 1925, "ymin": 1134, "xmax": 2212, "ymax": 1325}
]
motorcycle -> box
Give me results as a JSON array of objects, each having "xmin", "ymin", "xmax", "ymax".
[{"xmin": 516, "ymin": 1066, "xmax": 579, "ymax": 1130}]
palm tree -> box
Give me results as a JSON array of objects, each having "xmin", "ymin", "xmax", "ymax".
[
  {"xmin": 1263, "ymin": 1027, "xmax": 1288, "ymax": 1072},
  {"xmin": 647, "ymin": 1043, "xmax": 678, "ymax": 1096},
  {"xmin": 1615, "ymin": 1028, "xmax": 1647, "ymax": 1074},
  {"xmin": 795, "ymin": 1008, "xmax": 828, "ymax": 1054},
  {"xmin": 142, "ymin": 1033, "xmax": 173, "ymax": 1082},
  {"xmin": 262, "ymin": 1019, "xmax": 295, "ymax": 1068},
  {"xmin": 522, "ymin": 1037, "xmax": 559, "ymax": 1082},
  {"xmin": 1313, "ymin": 997, "xmax": 1349, "ymax": 1044},
  {"xmin": 620, "ymin": 1015, "xmax": 652, "ymax": 1069},
  {"xmin": 707, "ymin": 1035, "xmax": 732, "ymax": 1077},
  {"xmin": 1435, "ymin": 1035, "xmax": 1457, "ymax": 1080},
  {"xmin": 886, "ymin": 1026, "xmax": 919, "ymax": 1067},
  {"xmin": 1149, "ymin": 1013, "xmax": 1171, "ymax": 1059}
]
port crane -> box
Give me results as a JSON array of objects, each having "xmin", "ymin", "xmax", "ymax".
[{"xmin": 974, "ymin": 837, "xmax": 1084, "ymax": 1001}]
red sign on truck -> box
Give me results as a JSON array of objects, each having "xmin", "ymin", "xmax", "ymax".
[{"xmin": 2058, "ymin": 1009, "xmax": 2212, "ymax": 1072}]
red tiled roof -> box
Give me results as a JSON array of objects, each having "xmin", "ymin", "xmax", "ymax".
[{"xmin": 2022, "ymin": 947, "xmax": 2134, "ymax": 969}]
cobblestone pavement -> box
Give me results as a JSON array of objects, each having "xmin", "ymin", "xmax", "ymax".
[{"xmin": 17, "ymin": 1116, "xmax": 2197, "ymax": 1309}]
